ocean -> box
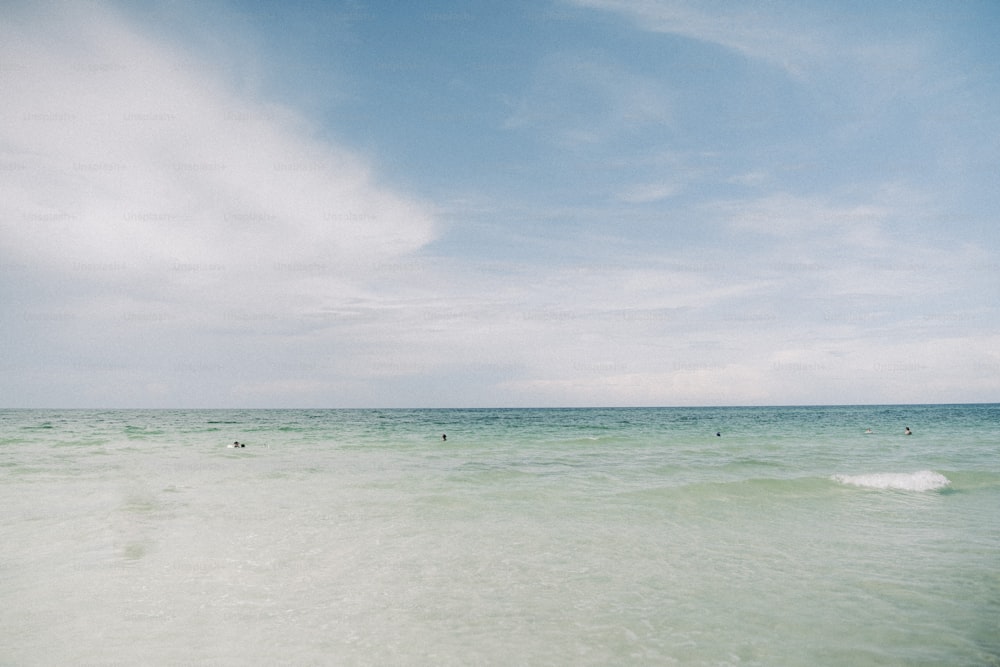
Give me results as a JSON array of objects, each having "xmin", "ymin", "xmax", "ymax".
[{"xmin": 1, "ymin": 405, "xmax": 998, "ymax": 666}]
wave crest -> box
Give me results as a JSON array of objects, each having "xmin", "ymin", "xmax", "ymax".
[{"xmin": 833, "ymin": 470, "xmax": 950, "ymax": 491}]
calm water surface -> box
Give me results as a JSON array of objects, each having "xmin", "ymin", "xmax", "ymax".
[{"xmin": 1, "ymin": 405, "xmax": 998, "ymax": 665}]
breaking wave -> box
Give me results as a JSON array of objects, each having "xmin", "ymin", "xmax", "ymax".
[{"xmin": 832, "ymin": 470, "xmax": 951, "ymax": 492}]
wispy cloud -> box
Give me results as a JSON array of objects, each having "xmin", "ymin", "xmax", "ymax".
[
  {"xmin": 565, "ymin": 0, "xmax": 830, "ymax": 76},
  {"xmin": 562, "ymin": 0, "xmax": 950, "ymax": 136},
  {"xmin": 505, "ymin": 53, "xmax": 674, "ymax": 146},
  {"xmin": 616, "ymin": 182, "xmax": 681, "ymax": 203}
]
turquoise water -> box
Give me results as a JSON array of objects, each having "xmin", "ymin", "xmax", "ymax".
[{"xmin": 1, "ymin": 405, "xmax": 998, "ymax": 665}]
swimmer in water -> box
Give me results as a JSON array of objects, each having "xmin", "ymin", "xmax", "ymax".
[
  {"xmin": 904, "ymin": 427, "xmax": 912, "ymax": 435},
  {"xmin": 442, "ymin": 434, "xmax": 447, "ymax": 441}
]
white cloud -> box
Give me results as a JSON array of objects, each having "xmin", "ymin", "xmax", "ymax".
[
  {"xmin": 232, "ymin": 379, "xmax": 338, "ymax": 398},
  {"xmin": 0, "ymin": 3, "xmax": 436, "ymax": 328},
  {"xmin": 485, "ymin": 325, "xmax": 1000, "ymax": 407}
]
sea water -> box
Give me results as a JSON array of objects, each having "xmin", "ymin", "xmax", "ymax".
[{"xmin": 1, "ymin": 405, "xmax": 998, "ymax": 666}]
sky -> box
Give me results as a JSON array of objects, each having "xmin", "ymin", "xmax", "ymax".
[{"xmin": 1, "ymin": 0, "xmax": 999, "ymax": 408}]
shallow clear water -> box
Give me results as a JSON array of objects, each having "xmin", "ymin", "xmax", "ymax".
[{"xmin": 1, "ymin": 405, "xmax": 998, "ymax": 665}]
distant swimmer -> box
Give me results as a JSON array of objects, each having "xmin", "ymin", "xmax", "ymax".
[
  {"xmin": 904, "ymin": 427, "xmax": 912, "ymax": 435},
  {"xmin": 716, "ymin": 432, "xmax": 721, "ymax": 437},
  {"xmin": 229, "ymin": 441, "xmax": 245, "ymax": 448},
  {"xmin": 442, "ymin": 434, "xmax": 447, "ymax": 441},
  {"xmin": 865, "ymin": 428, "xmax": 873, "ymax": 434}
]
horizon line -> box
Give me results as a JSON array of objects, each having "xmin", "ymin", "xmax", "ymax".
[{"xmin": 2, "ymin": 402, "xmax": 997, "ymax": 410}]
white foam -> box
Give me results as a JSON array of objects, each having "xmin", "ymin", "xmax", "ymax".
[{"xmin": 833, "ymin": 470, "xmax": 950, "ymax": 492}]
